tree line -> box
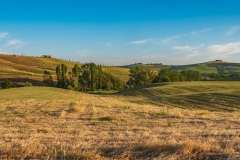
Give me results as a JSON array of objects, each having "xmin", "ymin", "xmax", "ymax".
[
  {"xmin": 43, "ymin": 63, "xmax": 125, "ymax": 91},
  {"xmin": 127, "ymin": 66, "xmax": 202, "ymax": 87},
  {"xmin": 43, "ymin": 64, "xmax": 209, "ymax": 91}
]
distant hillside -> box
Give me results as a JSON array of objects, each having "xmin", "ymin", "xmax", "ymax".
[
  {"xmin": 0, "ymin": 54, "xmax": 129, "ymax": 85},
  {"xmin": 2, "ymin": 54, "xmax": 240, "ymax": 86},
  {"xmin": 120, "ymin": 60, "xmax": 240, "ymax": 74}
]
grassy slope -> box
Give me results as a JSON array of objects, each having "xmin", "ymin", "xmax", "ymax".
[
  {"xmin": 0, "ymin": 81, "xmax": 239, "ymax": 159},
  {"xmin": 172, "ymin": 62, "xmax": 240, "ymax": 74},
  {"xmin": 0, "ymin": 54, "xmax": 129, "ymax": 83},
  {"xmin": 172, "ymin": 64, "xmax": 218, "ymax": 73},
  {"xmin": 102, "ymin": 66, "xmax": 130, "ymax": 81},
  {"xmin": 119, "ymin": 81, "xmax": 240, "ymax": 112},
  {"xmin": 121, "ymin": 62, "xmax": 240, "ymax": 74}
]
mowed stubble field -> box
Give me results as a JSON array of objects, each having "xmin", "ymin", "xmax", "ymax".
[{"xmin": 0, "ymin": 81, "xmax": 239, "ymax": 159}]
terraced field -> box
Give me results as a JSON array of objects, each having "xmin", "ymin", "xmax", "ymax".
[
  {"xmin": 0, "ymin": 54, "xmax": 130, "ymax": 84},
  {"xmin": 0, "ymin": 81, "xmax": 239, "ymax": 159}
]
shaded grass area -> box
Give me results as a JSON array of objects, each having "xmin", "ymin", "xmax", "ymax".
[
  {"xmin": 0, "ymin": 78, "xmax": 44, "ymax": 86},
  {"xmin": 119, "ymin": 81, "xmax": 240, "ymax": 112},
  {"xmin": 88, "ymin": 90, "xmax": 119, "ymax": 95}
]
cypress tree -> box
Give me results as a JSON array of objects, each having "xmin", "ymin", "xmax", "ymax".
[{"xmin": 56, "ymin": 65, "xmax": 62, "ymax": 87}]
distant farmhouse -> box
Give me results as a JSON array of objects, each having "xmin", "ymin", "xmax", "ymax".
[{"xmin": 42, "ymin": 55, "xmax": 51, "ymax": 58}]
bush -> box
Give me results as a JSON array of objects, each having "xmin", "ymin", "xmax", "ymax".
[
  {"xmin": 161, "ymin": 77, "xmax": 171, "ymax": 82},
  {"xmin": 1, "ymin": 80, "xmax": 13, "ymax": 89},
  {"xmin": 16, "ymin": 82, "xmax": 33, "ymax": 87},
  {"xmin": 98, "ymin": 116, "xmax": 115, "ymax": 121}
]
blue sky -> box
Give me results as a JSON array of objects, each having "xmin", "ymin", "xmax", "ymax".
[{"xmin": 1, "ymin": 0, "xmax": 240, "ymax": 65}]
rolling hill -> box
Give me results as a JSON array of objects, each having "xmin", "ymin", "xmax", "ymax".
[
  {"xmin": 120, "ymin": 60, "xmax": 240, "ymax": 74},
  {"xmin": 1, "ymin": 54, "xmax": 240, "ymax": 86},
  {"xmin": 0, "ymin": 54, "xmax": 130, "ymax": 85},
  {"xmin": 0, "ymin": 54, "xmax": 239, "ymax": 159}
]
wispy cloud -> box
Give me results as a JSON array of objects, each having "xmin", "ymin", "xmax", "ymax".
[
  {"xmin": 170, "ymin": 44, "xmax": 206, "ymax": 61},
  {"xmin": 172, "ymin": 42, "xmax": 240, "ymax": 62},
  {"xmin": 0, "ymin": 32, "xmax": 8, "ymax": 39},
  {"xmin": 226, "ymin": 25, "xmax": 240, "ymax": 37},
  {"xmin": 172, "ymin": 45, "xmax": 194, "ymax": 51},
  {"xmin": 129, "ymin": 39, "xmax": 153, "ymax": 45},
  {"xmin": 0, "ymin": 32, "xmax": 28, "ymax": 52},
  {"xmin": 5, "ymin": 39, "xmax": 25, "ymax": 48},
  {"xmin": 191, "ymin": 28, "xmax": 212, "ymax": 36},
  {"xmin": 162, "ymin": 35, "xmax": 183, "ymax": 43},
  {"xmin": 208, "ymin": 42, "xmax": 240, "ymax": 57},
  {"xmin": 6, "ymin": 39, "xmax": 21, "ymax": 46},
  {"xmin": 162, "ymin": 28, "xmax": 212, "ymax": 44},
  {"xmin": 185, "ymin": 51, "xmax": 200, "ymax": 58}
]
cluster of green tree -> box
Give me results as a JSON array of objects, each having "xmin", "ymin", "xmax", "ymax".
[
  {"xmin": 127, "ymin": 66, "xmax": 202, "ymax": 87},
  {"xmin": 153, "ymin": 68, "xmax": 202, "ymax": 82},
  {"xmin": 0, "ymin": 80, "xmax": 32, "ymax": 89},
  {"xmin": 127, "ymin": 65, "xmax": 156, "ymax": 86},
  {"xmin": 230, "ymin": 73, "xmax": 240, "ymax": 78},
  {"xmin": 202, "ymin": 72, "xmax": 240, "ymax": 80},
  {"xmin": 1, "ymin": 80, "xmax": 13, "ymax": 89},
  {"xmin": 43, "ymin": 63, "xmax": 125, "ymax": 91}
]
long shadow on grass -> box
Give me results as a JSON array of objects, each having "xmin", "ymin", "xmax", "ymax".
[
  {"xmin": 0, "ymin": 78, "xmax": 44, "ymax": 86},
  {"xmin": 100, "ymin": 144, "xmax": 231, "ymax": 160},
  {"xmin": 118, "ymin": 83, "xmax": 240, "ymax": 112}
]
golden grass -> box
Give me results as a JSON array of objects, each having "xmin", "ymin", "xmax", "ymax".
[{"xmin": 0, "ymin": 85, "xmax": 239, "ymax": 159}]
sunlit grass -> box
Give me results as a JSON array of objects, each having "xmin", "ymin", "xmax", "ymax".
[{"xmin": 0, "ymin": 81, "xmax": 239, "ymax": 159}]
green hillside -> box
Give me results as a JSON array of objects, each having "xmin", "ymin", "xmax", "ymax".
[{"xmin": 121, "ymin": 61, "xmax": 240, "ymax": 74}]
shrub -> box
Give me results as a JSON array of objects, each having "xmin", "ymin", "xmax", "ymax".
[
  {"xmin": 161, "ymin": 77, "xmax": 171, "ymax": 82},
  {"xmin": 16, "ymin": 82, "xmax": 33, "ymax": 87},
  {"xmin": 1, "ymin": 80, "xmax": 13, "ymax": 89},
  {"xmin": 98, "ymin": 116, "xmax": 115, "ymax": 121}
]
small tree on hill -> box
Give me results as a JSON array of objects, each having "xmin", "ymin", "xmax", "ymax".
[{"xmin": 127, "ymin": 65, "xmax": 156, "ymax": 86}]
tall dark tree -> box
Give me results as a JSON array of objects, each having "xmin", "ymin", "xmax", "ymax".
[
  {"xmin": 98, "ymin": 65, "xmax": 103, "ymax": 89},
  {"xmin": 90, "ymin": 63, "xmax": 94, "ymax": 91},
  {"xmin": 56, "ymin": 65, "xmax": 62, "ymax": 87},
  {"xmin": 79, "ymin": 63, "xmax": 92, "ymax": 91},
  {"xmin": 72, "ymin": 64, "xmax": 80, "ymax": 77},
  {"xmin": 56, "ymin": 64, "xmax": 68, "ymax": 88},
  {"xmin": 43, "ymin": 70, "xmax": 54, "ymax": 86}
]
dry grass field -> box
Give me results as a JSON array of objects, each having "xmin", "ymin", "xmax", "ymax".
[{"xmin": 0, "ymin": 82, "xmax": 239, "ymax": 159}]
